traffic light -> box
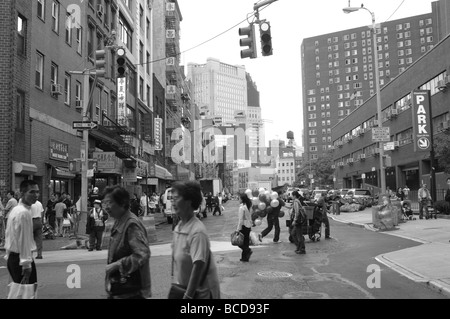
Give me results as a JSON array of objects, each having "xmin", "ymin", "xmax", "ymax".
[
  {"xmin": 95, "ymin": 49, "xmax": 110, "ymax": 78},
  {"xmin": 239, "ymin": 24, "xmax": 256, "ymax": 59},
  {"xmin": 259, "ymin": 21, "xmax": 273, "ymax": 56},
  {"xmin": 116, "ymin": 47, "xmax": 126, "ymax": 78}
]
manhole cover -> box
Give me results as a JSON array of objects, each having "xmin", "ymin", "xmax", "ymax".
[{"xmin": 257, "ymin": 271, "xmax": 293, "ymax": 278}]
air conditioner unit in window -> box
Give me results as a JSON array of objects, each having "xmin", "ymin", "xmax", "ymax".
[
  {"xmin": 391, "ymin": 108, "xmax": 398, "ymax": 116},
  {"xmin": 360, "ymin": 154, "xmax": 366, "ymax": 160},
  {"xmin": 339, "ymin": 162, "xmax": 345, "ymax": 167},
  {"xmin": 51, "ymin": 83, "xmax": 63, "ymax": 95},
  {"xmin": 437, "ymin": 80, "xmax": 447, "ymax": 92},
  {"xmin": 374, "ymin": 148, "xmax": 381, "ymax": 156},
  {"xmin": 331, "ymin": 165, "xmax": 336, "ymax": 169},
  {"xmin": 443, "ymin": 120, "xmax": 450, "ymax": 130},
  {"xmin": 97, "ymin": 4, "xmax": 104, "ymax": 17},
  {"xmin": 393, "ymin": 141, "xmax": 400, "ymax": 148},
  {"xmin": 348, "ymin": 158, "xmax": 354, "ymax": 164},
  {"xmin": 75, "ymin": 99, "xmax": 83, "ymax": 110}
]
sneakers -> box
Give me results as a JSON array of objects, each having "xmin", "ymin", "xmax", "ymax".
[
  {"xmin": 295, "ymin": 250, "xmax": 306, "ymax": 254},
  {"xmin": 325, "ymin": 236, "xmax": 331, "ymax": 239}
]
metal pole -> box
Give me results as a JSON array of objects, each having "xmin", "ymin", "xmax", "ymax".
[
  {"xmin": 81, "ymin": 71, "xmax": 90, "ymax": 214},
  {"xmin": 371, "ymin": 11, "xmax": 387, "ymax": 194}
]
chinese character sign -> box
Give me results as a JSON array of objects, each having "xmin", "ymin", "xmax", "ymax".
[
  {"xmin": 117, "ymin": 77, "xmax": 127, "ymax": 127},
  {"xmin": 49, "ymin": 139, "xmax": 69, "ymax": 161},
  {"xmin": 154, "ymin": 118, "xmax": 163, "ymax": 151}
]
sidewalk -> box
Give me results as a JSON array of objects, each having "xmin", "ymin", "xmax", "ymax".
[{"xmin": 329, "ymin": 208, "xmax": 450, "ymax": 297}]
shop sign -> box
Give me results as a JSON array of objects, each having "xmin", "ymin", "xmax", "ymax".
[
  {"xmin": 136, "ymin": 159, "xmax": 149, "ymax": 177},
  {"xmin": 154, "ymin": 118, "xmax": 163, "ymax": 151},
  {"xmin": 117, "ymin": 77, "xmax": 127, "ymax": 127},
  {"xmin": 49, "ymin": 139, "xmax": 69, "ymax": 161},
  {"xmin": 93, "ymin": 152, "xmax": 116, "ymax": 170},
  {"xmin": 123, "ymin": 167, "xmax": 137, "ymax": 183}
]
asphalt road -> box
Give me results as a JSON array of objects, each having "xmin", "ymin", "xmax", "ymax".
[{"xmin": 0, "ymin": 199, "xmax": 446, "ymax": 299}]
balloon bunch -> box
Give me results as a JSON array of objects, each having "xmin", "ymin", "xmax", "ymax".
[{"xmin": 245, "ymin": 188, "xmax": 280, "ymax": 226}]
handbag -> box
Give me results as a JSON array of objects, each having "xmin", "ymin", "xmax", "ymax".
[
  {"xmin": 168, "ymin": 251, "xmax": 211, "ymax": 299},
  {"xmin": 230, "ymin": 230, "xmax": 244, "ymax": 246},
  {"xmin": 7, "ymin": 277, "xmax": 37, "ymax": 299}
]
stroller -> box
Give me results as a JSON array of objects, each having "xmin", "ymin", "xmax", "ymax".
[
  {"xmin": 423, "ymin": 199, "xmax": 437, "ymax": 219},
  {"xmin": 401, "ymin": 200, "xmax": 415, "ymax": 221},
  {"xmin": 42, "ymin": 222, "xmax": 56, "ymax": 240}
]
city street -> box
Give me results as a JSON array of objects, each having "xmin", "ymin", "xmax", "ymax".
[{"xmin": 0, "ymin": 200, "xmax": 446, "ymax": 299}]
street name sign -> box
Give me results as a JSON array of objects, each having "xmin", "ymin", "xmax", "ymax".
[
  {"xmin": 371, "ymin": 127, "xmax": 390, "ymax": 142},
  {"xmin": 73, "ymin": 121, "xmax": 98, "ymax": 130},
  {"xmin": 411, "ymin": 90, "xmax": 432, "ymax": 152}
]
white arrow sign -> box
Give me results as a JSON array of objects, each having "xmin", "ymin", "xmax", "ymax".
[
  {"xmin": 73, "ymin": 121, "xmax": 98, "ymax": 130},
  {"xmin": 418, "ymin": 137, "xmax": 430, "ymax": 150}
]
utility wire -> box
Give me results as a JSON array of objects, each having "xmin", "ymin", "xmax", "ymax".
[
  {"xmin": 135, "ymin": 1, "xmax": 274, "ymax": 67},
  {"xmin": 383, "ymin": 0, "xmax": 406, "ymax": 23}
]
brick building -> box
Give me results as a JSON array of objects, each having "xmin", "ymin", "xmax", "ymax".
[
  {"xmin": 331, "ymin": 32, "xmax": 450, "ymax": 197},
  {"xmin": 0, "ymin": 0, "xmax": 33, "ymax": 196}
]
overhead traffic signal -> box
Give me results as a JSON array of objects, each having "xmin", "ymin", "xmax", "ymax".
[
  {"xmin": 239, "ymin": 24, "xmax": 257, "ymax": 59},
  {"xmin": 116, "ymin": 47, "xmax": 126, "ymax": 78},
  {"xmin": 259, "ymin": 21, "xmax": 273, "ymax": 56},
  {"xmin": 95, "ymin": 49, "xmax": 110, "ymax": 78}
]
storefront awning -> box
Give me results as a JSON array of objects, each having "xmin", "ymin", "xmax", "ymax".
[
  {"xmin": 155, "ymin": 164, "xmax": 173, "ymax": 180},
  {"xmin": 13, "ymin": 162, "xmax": 38, "ymax": 175},
  {"xmin": 52, "ymin": 167, "xmax": 76, "ymax": 179}
]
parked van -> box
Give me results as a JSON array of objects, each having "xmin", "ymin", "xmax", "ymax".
[{"xmin": 162, "ymin": 187, "xmax": 174, "ymax": 224}]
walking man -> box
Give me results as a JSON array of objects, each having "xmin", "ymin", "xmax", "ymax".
[
  {"xmin": 86, "ymin": 199, "xmax": 108, "ymax": 251},
  {"xmin": 291, "ymin": 191, "xmax": 306, "ymax": 254},
  {"xmin": 259, "ymin": 192, "xmax": 285, "ymax": 243},
  {"xmin": 31, "ymin": 199, "xmax": 44, "ymax": 259},
  {"xmin": 140, "ymin": 192, "xmax": 149, "ymax": 216},
  {"xmin": 418, "ymin": 183, "xmax": 432, "ymax": 219},
  {"xmin": 4, "ymin": 180, "xmax": 40, "ymax": 285},
  {"xmin": 317, "ymin": 191, "xmax": 331, "ymax": 239}
]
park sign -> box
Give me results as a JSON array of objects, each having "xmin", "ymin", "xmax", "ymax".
[{"xmin": 411, "ymin": 90, "xmax": 432, "ymax": 152}]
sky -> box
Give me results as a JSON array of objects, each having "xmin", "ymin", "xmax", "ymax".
[{"xmin": 177, "ymin": 0, "xmax": 436, "ymax": 148}]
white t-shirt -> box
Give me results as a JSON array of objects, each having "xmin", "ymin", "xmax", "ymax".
[{"xmin": 31, "ymin": 200, "xmax": 44, "ymax": 219}]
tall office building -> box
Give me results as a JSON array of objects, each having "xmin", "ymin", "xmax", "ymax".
[
  {"xmin": 246, "ymin": 72, "xmax": 265, "ymax": 147},
  {"xmin": 187, "ymin": 58, "xmax": 248, "ymax": 124},
  {"xmin": 301, "ymin": 1, "xmax": 446, "ymax": 162}
]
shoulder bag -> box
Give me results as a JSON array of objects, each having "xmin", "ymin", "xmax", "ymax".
[{"xmin": 168, "ymin": 250, "xmax": 212, "ymax": 299}]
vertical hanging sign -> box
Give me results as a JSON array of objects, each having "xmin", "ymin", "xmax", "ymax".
[
  {"xmin": 117, "ymin": 77, "xmax": 127, "ymax": 127},
  {"xmin": 411, "ymin": 90, "xmax": 432, "ymax": 152},
  {"xmin": 154, "ymin": 117, "xmax": 163, "ymax": 151}
]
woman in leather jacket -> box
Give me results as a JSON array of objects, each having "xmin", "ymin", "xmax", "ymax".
[{"xmin": 103, "ymin": 185, "xmax": 151, "ymax": 299}]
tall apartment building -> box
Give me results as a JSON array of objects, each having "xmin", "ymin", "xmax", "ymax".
[
  {"xmin": 187, "ymin": 58, "xmax": 248, "ymax": 125},
  {"xmin": 301, "ymin": 1, "xmax": 447, "ymax": 162}
]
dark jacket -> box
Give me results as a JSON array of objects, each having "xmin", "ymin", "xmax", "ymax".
[
  {"xmin": 445, "ymin": 189, "xmax": 450, "ymax": 203},
  {"xmin": 105, "ymin": 211, "xmax": 151, "ymax": 299},
  {"xmin": 130, "ymin": 198, "xmax": 141, "ymax": 216},
  {"xmin": 86, "ymin": 208, "xmax": 108, "ymax": 234}
]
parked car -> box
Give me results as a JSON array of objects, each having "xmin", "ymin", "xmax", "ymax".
[
  {"xmin": 312, "ymin": 189, "xmax": 328, "ymax": 203},
  {"xmin": 344, "ymin": 188, "xmax": 374, "ymax": 207}
]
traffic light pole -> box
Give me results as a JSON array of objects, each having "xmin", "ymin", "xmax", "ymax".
[{"xmin": 81, "ymin": 70, "xmax": 91, "ymax": 215}]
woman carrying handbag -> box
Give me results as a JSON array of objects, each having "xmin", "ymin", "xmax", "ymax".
[
  {"xmin": 236, "ymin": 193, "xmax": 253, "ymax": 262},
  {"xmin": 169, "ymin": 181, "xmax": 220, "ymax": 299}
]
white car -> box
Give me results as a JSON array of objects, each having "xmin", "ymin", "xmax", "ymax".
[{"xmin": 162, "ymin": 188, "xmax": 174, "ymax": 224}]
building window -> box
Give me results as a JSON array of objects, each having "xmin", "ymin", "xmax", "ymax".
[
  {"xmin": 52, "ymin": 1, "xmax": 59, "ymax": 33},
  {"xmin": 17, "ymin": 15, "xmax": 26, "ymax": 56},
  {"xmin": 76, "ymin": 26, "xmax": 82, "ymax": 54},
  {"xmin": 35, "ymin": 51, "xmax": 44, "ymax": 89},
  {"xmin": 88, "ymin": 24, "xmax": 94, "ymax": 59},
  {"xmin": 139, "ymin": 5, "xmax": 144, "ymax": 29},
  {"xmin": 16, "ymin": 91, "xmax": 25, "ymax": 131},
  {"xmin": 37, "ymin": 0, "xmax": 45, "ymax": 20},
  {"xmin": 119, "ymin": 15, "xmax": 132, "ymax": 52},
  {"xmin": 65, "ymin": 12, "xmax": 72, "ymax": 45},
  {"xmin": 146, "ymin": 18, "xmax": 150, "ymax": 40},
  {"xmin": 75, "ymin": 80, "xmax": 82, "ymax": 103},
  {"xmin": 139, "ymin": 77, "xmax": 144, "ymax": 100},
  {"xmin": 64, "ymin": 73, "xmax": 71, "ymax": 105},
  {"xmin": 51, "ymin": 62, "xmax": 58, "ymax": 85}
]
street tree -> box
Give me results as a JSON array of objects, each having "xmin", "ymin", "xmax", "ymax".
[
  {"xmin": 434, "ymin": 130, "xmax": 450, "ymax": 173},
  {"xmin": 296, "ymin": 152, "xmax": 334, "ymax": 187}
]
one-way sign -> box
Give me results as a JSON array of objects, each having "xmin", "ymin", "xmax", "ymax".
[{"xmin": 73, "ymin": 121, "xmax": 98, "ymax": 130}]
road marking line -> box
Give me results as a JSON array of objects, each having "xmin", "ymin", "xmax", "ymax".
[{"xmin": 0, "ymin": 266, "xmax": 6, "ymax": 269}]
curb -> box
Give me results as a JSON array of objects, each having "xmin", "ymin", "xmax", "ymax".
[{"xmin": 375, "ymin": 254, "xmax": 450, "ymax": 298}]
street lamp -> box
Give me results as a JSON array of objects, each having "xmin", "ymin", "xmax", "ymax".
[{"xmin": 343, "ymin": 4, "xmax": 386, "ymax": 194}]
